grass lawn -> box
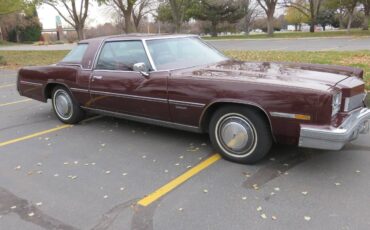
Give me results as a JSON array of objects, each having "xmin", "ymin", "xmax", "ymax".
[
  {"xmin": 203, "ymin": 29, "xmax": 370, "ymax": 40},
  {"xmin": 0, "ymin": 50, "xmax": 369, "ymax": 89},
  {"xmin": 0, "ymin": 50, "xmax": 69, "ymax": 69}
]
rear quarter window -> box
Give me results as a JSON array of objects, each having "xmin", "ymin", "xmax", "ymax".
[{"xmin": 62, "ymin": 44, "xmax": 88, "ymax": 63}]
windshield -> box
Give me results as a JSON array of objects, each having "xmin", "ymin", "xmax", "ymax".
[{"xmin": 146, "ymin": 37, "xmax": 228, "ymax": 71}]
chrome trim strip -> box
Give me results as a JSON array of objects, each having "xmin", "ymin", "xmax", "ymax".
[
  {"xmin": 142, "ymin": 40, "xmax": 157, "ymax": 71},
  {"xmin": 169, "ymin": 99, "xmax": 205, "ymax": 108},
  {"xmin": 92, "ymin": 39, "xmax": 155, "ymax": 71},
  {"xmin": 20, "ymin": 81, "xmax": 42, "ymax": 86},
  {"xmin": 90, "ymin": 90, "xmax": 168, "ymax": 103},
  {"xmin": 270, "ymin": 112, "xmax": 296, "ymax": 119},
  {"xmin": 81, "ymin": 107, "xmax": 202, "ymax": 133},
  {"xmin": 70, "ymin": 88, "xmax": 89, "ymax": 93}
]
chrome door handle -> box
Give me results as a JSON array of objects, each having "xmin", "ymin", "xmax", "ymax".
[{"xmin": 93, "ymin": 75, "xmax": 103, "ymax": 80}]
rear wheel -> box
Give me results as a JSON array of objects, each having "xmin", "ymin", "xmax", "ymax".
[
  {"xmin": 209, "ymin": 106, "xmax": 272, "ymax": 164},
  {"xmin": 52, "ymin": 86, "xmax": 85, "ymax": 124}
]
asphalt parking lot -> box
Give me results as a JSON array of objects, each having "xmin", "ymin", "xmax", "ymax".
[{"xmin": 1, "ymin": 70, "xmax": 370, "ymax": 230}]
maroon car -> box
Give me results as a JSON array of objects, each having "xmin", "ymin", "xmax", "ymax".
[{"xmin": 17, "ymin": 34, "xmax": 370, "ymax": 164}]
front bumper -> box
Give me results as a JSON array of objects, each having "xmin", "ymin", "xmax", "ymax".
[{"xmin": 299, "ymin": 108, "xmax": 370, "ymax": 150}]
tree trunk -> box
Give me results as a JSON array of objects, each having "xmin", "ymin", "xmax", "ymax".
[
  {"xmin": 124, "ymin": 14, "xmax": 136, "ymax": 33},
  {"xmin": 363, "ymin": 12, "xmax": 369, "ymax": 30},
  {"xmin": 323, "ymin": 24, "xmax": 326, "ymax": 31},
  {"xmin": 347, "ymin": 12, "xmax": 353, "ymax": 33},
  {"xmin": 211, "ymin": 21, "xmax": 218, "ymax": 37},
  {"xmin": 267, "ymin": 14, "xmax": 274, "ymax": 36},
  {"xmin": 174, "ymin": 22, "xmax": 181, "ymax": 33},
  {"xmin": 0, "ymin": 27, "xmax": 3, "ymax": 41},
  {"xmin": 76, "ymin": 25, "xmax": 85, "ymax": 40},
  {"xmin": 310, "ymin": 15, "xmax": 316, "ymax": 33}
]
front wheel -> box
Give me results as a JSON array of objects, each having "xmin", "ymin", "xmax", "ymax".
[
  {"xmin": 209, "ymin": 106, "xmax": 272, "ymax": 164},
  {"xmin": 52, "ymin": 86, "xmax": 85, "ymax": 124}
]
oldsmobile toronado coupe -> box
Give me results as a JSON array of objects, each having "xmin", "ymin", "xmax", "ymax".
[{"xmin": 17, "ymin": 34, "xmax": 370, "ymax": 164}]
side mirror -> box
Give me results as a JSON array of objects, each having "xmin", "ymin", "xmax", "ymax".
[{"xmin": 133, "ymin": 62, "xmax": 150, "ymax": 77}]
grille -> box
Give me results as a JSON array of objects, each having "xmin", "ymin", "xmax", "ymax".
[{"xmin": 344, "ymin": 93, "xmax": 366, "ymax": 111}]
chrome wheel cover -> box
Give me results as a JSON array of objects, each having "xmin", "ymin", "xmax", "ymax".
[
  {"xmin": 53, "ymin": 89, "xmax": 73, "ymax": 120},
  {"xmin": 215, "ymin": 113, "xmax": 257, "ymax": 158}
]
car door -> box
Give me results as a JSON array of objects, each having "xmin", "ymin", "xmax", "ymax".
[{"xmin": 89, "ymin": 40, "xmax": 170, "ymax": 121}]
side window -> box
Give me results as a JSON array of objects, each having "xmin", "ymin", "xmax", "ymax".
[
  {"xmin": 95, "ymin": 41, "xmax": 151, "ymax": 71},
  {"xmin": 62, "ymin": 43, "xmax": 88, "ymax": 63}
]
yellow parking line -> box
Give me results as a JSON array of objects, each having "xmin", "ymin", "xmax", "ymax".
[
  {"xmin": 0, "ymin": 124, "xmax": 73, "ymax": 147},
  {"xmin": 0, "ymin": 83, "xmax": 15, "ymax": 89},
  {"xmin": 0, "ymin": 99, "xmax": 31, "ymax": 107},
  {"xmin": 138, "ymin": 154, "xmax": 221, "ymax": 207}
]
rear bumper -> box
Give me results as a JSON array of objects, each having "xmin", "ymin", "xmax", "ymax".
[{"xmin": 299, "ymin": 108, "xmax": 370, "ymax": 150}]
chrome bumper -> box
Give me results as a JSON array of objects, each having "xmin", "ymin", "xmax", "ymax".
[{"xmin": 299, "ymin": 108, "xmax": 370, "ymax": 150}]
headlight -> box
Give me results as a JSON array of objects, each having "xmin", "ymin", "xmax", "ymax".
[{"xmin": 332, "ymin": 92, "xmax": 342, "ymax": 116}]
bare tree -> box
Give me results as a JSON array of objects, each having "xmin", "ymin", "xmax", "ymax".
[
  {"xmin": 361, "ymin": 0, "xmax": 369, "ymax": 30},
  {"xmin": 109, "ymin": 0, "xmax": 137, "ymax": 33},
  {"xmin": 242, "ymin": 0, "xmax": 261, "ymax": 34},
  {"xmin": 256, "ymin": 0, "xmax": 278, "ymax": 36},
  {"xmin": 343, "ymin": 0, "xmax": 358, "ymax": 32},
  {"xmin": 132, "ymin": 0, "xmax": 156, "ymax": 31},
  {"xmin": 282, "ymin": 0, "xmax": 323, "ymax": 32},
  {"xmin": 43, "ymin": 0, "xmax": 90, "ymax": 40}
]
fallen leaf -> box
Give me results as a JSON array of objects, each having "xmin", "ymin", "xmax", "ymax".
[
  {"xmin": 242, "ymin": 196, "xmax": 247, "ymax": 200},
  {"xmin": 14, "ymin": 165, "xmax": 21, "ymax": 170},
  {"xmin": 203, "ymin": 189, "xmax": 208, "ymax": 193},
  {"xmin": 274, "ymin": 187, "xmax": 280, "ymax": 191},
  {"xmin": 28, "ymin": 212, "xmax": 35, "ymax": 217},
  {"xmin": 103, "ymin": 195, "xmax": 108, "ymax": 199},
  {"xmin": 105, "ymin": 171, "xmax": 111, "ymax": 174},
  {"xmin": 302, "ymin": 191, "xmax": 308, "ymax": 196},
  {"xmin": 272, "ymin": 216, "xmax": 277, "ymax": 220},
  {"xmin": 36, "ymin": 202, "xmax": 42, "ymax": 206},
  {"xmin": 10, "ymin": 206, "xmax": 16, "ymax": 209},
  {"xmin": 257, "ymin": 206, "xmax": 262, "ymax": 212},
  {"xmin": 178, "ymin": 208, "xmax": 184, "ymax": 211},
  {"xmin": 122, "ymin": 173, "xmax": 128, "ymax": 176},
  {"xmin": 261, "ymin": 213, "xmax": 267, "ymax": 219},
  {"xmin": 335, "ymin": 182, "xmax": 341, "ymax": 186},
  {"xmin": 304, "ymin": 216, "xmax": 311, "ymax": 221}
]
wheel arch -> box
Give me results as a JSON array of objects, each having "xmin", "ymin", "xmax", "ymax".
[
  {"xmin": 199, "ymin": 100, "xmax": 275, "ymax": 142},
  {"xmin": 43, "ymin": 82, "xmax": 73, "ymax": 101}
]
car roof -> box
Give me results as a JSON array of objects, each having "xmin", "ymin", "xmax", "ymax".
[{"xmin": 79, "ymin": 34, "xmax": 198, "ymax": 44}]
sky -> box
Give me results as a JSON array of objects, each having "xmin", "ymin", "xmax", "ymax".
[{"xmin": 37, "ymin": 2, "xmax": 113, "ymax": 29}]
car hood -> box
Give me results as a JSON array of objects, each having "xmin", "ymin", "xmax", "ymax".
[{"xmin": 189, "ymin": 60, "xmax": 363, "ymax": 92}]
